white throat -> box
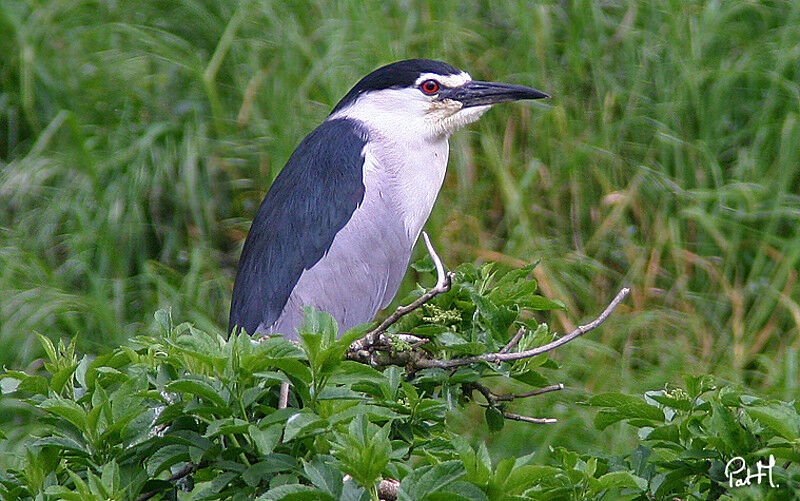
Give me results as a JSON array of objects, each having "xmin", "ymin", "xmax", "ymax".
[
  {"xmin": 328, "ymin": 84, "xmax": 492, "ymax": 245},
  {"xmin": 328, "ymin": 105, "xmax": 450, "ymax": 245},
  {"xmin": 362, "ymin": 135, "xmax": 449, "ymax": 245}
]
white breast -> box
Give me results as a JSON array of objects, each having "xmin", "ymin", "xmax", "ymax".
[
  {"xmin": 362, "ymin": 137, "xmax": 449, "ymax": 245},
  {"xmin": 328, "ymin": 89, "xmax": 451, "ymax": 245}
]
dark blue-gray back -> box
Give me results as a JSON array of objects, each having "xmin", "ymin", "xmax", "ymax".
[{"xmin": 228, "ymin": 118, "xmax": 368, "ymax": 338}]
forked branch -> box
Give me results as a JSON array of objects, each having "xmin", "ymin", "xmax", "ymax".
[
  {"xmin": 416, "ymin": 286, "xmax": 630, "ymax": 369},
  {"xmin": 346, "ymin": 234, "xmax": 630, "ymax": 391},
  {"xmin": 466, "ymin": 381, "xmax": 565, "ymax": 404},
  {"xmin": 466, "ymin": 381, "xmax": 565, "ymax": 424}
]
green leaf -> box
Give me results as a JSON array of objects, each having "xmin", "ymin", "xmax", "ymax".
[
  {"xmin": 645, "ymin": 424, "xmax": 680, "ymax": 443},
  {"xmin": 205, "ymin": 418, "xmax": 250, "ymax": 438},
  {"xmin": 100, "ymin": 460, "xmax": 120, "ymax": 495},
  {"xmin": 257, "ymin": 483, "xmax": 334, "ymax": 501},
  {"xmin": 422, "ymin": 481, "xmax": 488, "ymax": 501},
  {"xmin": 40, "ymin": 397, "xmax": 87, "ymax": 431},
  {"xmin": 592, "ymin": 471, "xmax": 648, "ymax": 494},
  {"xmin": 746, "ymin": 404, "xmax": 800, "ymax": 440},
  {"xmin": 37, "ymin": 334, "xmax": 59, "ymax": 365},
  {"xmin": 165, "ymin": 378, "xmax": 227, "ymax": 407},
  {"xmin": 510, "ymin": 370, "xmax": 549, "ymax": 387},
  {"xmin": 154, "ymin": 308, "xmax": 172, "ymax": 334},
  {"xmin": 518, "ymin": 295, "xmax": 566, "ymax": 311},
  {"xmin": 0, "ymin": 373, "xmax": 23, "ymax": 394},
  {"xmin": 299, "ymin": 308, "xmax": 338, "ymax": 367},
  {"xmin": 249, "ymin": 424, "xmax": 283, "ymax": 456},
  {"xmin": 683, "ymin": 374, "xmax": 715, "ymax": 399},
  {"xmin": 398, "ymin": 461, "xmax": 466, "ymax": 500},
  {"xmin": 316, "ymin": 386, "xmax": 363, "ymax": 400},
  {"xmin": 271, "ymin": 359, "xmax": 313, "ymax": 384},
  {"xmin": 647, "ymin": 393, "xmax": 693, "ymax": 412},
  {"xmin": 243, "ymin": 455, "xmax": 299, "ymax": 487},
  {"xmin": 33, "ymin": 436, "xmax": 90, "ymax": 456},
  {"xmin": 326, "ymin": 403, "xmax": 405, "ymax": 425},
  {"xmin": 283, "ymin": 411, "xmax": 326, "ymax": 442},
  {"xmin": 593, "ymin": 409, "xmax": 627, "ymax": 431},
  {"xmin": 447, "ymin": 368, "xmax": 481, "ymax": 384},
  {"xmin": 587, "ymin": 393, "xmax": 664, "ymax": 422},
  {"xmin": 504, "ymin": 465, "xmax": 564, "ymax": 493},
  {"xmin": 486, "ymin": 264, "xmax": 537, "ymax": 299},
  {"xmin": 331, "ymin": 416, "xmax": 391, "ymax": 488},
  {"xmin": 436, "ymin": 332, "xmax": 487, "ymax": 356},
  {"xmin": 328, "ymin": 361, "xmax": 386, "ymax": 385},
  {"xmin": 470, "ymin": 293, "xmax": 517, "ymax": 340},
  {"xmin": 412, "ymin": 398, "xmax": 447, "ymax": 421},
  {"xmin": 477, "ymin": 442, "xmax": 493, "ymax": 473},
  {"xmin": 485, "ymin": 406, "xmax": 505, "ymax": 432},
  {"xmin": 146, "ymin": 445, "xmax": 190, "ymax": 477},
  {"xmin": 50, "ymin": 363, "xmax": 79, "ymax": 394},
  {"xmin": 708, "ymin": 399, "xmax": 752, "ymax": 454},
  {"xmin": 384, "ymin": 365, "xmax": 402, "ymax": 400},
  {"xmin": 302, "ymin": 460, "xmax": 343, "ymax": 499},
  {"xmin": 191, "ymin": 471, "xmax": 238, "ymax": 497}
]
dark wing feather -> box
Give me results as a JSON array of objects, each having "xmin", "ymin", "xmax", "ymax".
[{"xmin": 228, "ymin": 118, "xmax": 368, "ymax": 336}]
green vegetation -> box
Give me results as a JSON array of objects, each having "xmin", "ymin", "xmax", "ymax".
[
  {"xmin": 2, "ymin": 266, "xmax": 798, "ymax": 499},
  {"xmin": 1, "ymin": 0, "xmax": 799, "ymax": 498}
]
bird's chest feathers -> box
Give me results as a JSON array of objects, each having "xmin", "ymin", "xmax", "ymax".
[{"xmin": 363, "ymin": 138, "xmax": 449, "ymax": 244}]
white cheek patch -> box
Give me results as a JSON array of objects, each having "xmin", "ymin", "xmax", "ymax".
[{"xmin": 414, "ymin": 71, "xmax": 472, "ymax": 88}]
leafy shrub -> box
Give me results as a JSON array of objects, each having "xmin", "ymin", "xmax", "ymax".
[
  {"xmin": 1, "ymin": 264, "xmax": 798, "ymax": 500},
  {"xmin": 588, "ymin": 376, "xmax": 800, "ymax": 499}
]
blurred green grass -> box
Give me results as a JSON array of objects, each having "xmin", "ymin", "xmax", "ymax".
[{"xmin": 1, "ymin": 0, "xmax": 799, "ymax": 459}]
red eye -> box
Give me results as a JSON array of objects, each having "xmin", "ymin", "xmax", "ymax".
[{"xmin": 420, "ymin": 79, "xmax": 440, "ymax": 94}]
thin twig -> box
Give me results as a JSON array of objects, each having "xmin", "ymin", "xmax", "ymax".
[
  {"xmin": 349, "ymin": 231, "xmax": 453, "ymax": 352},
  {"xmin": 467, "ymin": 382, "xmax": 564, "ymax": 404},
  {"xmin": 415, "ymin": 287, "xmax": 630, "ymax": 369},
  {"xmin": 468, "ymin": 381, "xmax": 497, "ymax": 404},
  {"xmin": 423, "ymin": 231, "xmax": 449, "ymax": 291},
  {"xmin": 505, "ymin": 383, "xmax": 565, "ymax": 400},
  {"xmin": 468, "ymin": 382, "xmax": 562, "ymax": 424},
  {"xmin": 502, "ymin": 412, "xmax": 557, "ymax": 424},
  {"xmin": 499, "ymin": 327, "xmax": 525, "ymax": 354}
]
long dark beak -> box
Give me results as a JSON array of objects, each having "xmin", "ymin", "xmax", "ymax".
[{"xmin": 441, "ymin": 80, "xmax": 550, "ymax": 108}]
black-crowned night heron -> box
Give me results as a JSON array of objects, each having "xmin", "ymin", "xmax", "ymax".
[{"xmin": 228, "ymin": 59, "xmax": 548, "ymax": 340}]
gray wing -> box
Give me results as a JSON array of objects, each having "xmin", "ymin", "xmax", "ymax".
[{"xmin": 267, "ymin": 151, "xmax": 414, "ymax": 339}]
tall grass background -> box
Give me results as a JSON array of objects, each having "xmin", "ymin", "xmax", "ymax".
[{"xmin": 1, "ymin": 0, "xmax": 799, "ymax": 463}]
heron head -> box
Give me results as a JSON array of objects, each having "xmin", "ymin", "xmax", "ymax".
[{"xmin": 330, "ymin": 59, "xmax": 549, "ymax": 140}]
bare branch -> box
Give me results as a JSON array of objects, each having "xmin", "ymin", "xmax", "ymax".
[
  {"xmin": 466, "ymin": 381, "xmax": 497, "ymax": 404},
  {"xmin": 466, "ymin": 382, "xmax": 564, "ymax": 404},
  {"xmin": 499, "ymin": 327, "xmax": 525, "ymax": 354},
  {"xmin": 349, "ymin": 231, "xmax": 453, "ymax": 353},
  {"xmin": 506, "ymin": 383, "xmax": 565, "ymax": 400},
  {"xmin": 346, "ymin": 288, "xmax": 629, "ymax": 370},
  {"xmin": 502, "ymin": 412, "xmax": 557, "ymax": 424},
  {"xmin": 415, "ymin": 287, "xmax": 630, "ymax": 369},
  {"xmin": 346, "ymin": 332, "xmax": 430, "ymax": 367}
]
